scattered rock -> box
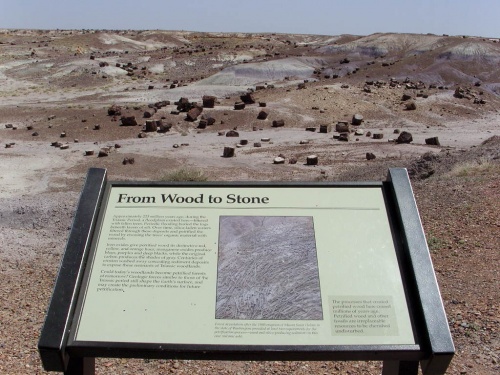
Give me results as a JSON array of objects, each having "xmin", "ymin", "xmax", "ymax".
[
  {"xmin": 272, "ymin": 119, "xmax": 285, "ymax": 127},
  {"xmin": 354, "ymin": 129, "xmax": 364, "ymax": 135},
  {"xmin": 123, "ymin": 157, "xmax": 135, "ymax": 165},
  {"xmin": 120, "ymin": 116, "xmax": 138, "ymax": 126},
  {"xmin": 234, "ymin": 102, "xmax": 245, "ymax": 110},
  {"xmin": 226, "ymin": 130, "xmax": 239, "ymax": 137},
  {"xmin": 253, "ymin": 142, "xmax": 261, "ymax": 147},
  {"xmin": 186, "ymin": 107, "xmax": 202, "ymax": 121},
  {"xmin": 306, "ymin": 155, "xmax": 318, "ymax": 165},
  {"xmin": 405, "ymin": 101, "xmax": 417, "ymax": 110},
  {"xmin": 273, "ymin": 157, "xmax": 285, "ymax": 164},
  {"xmin": 373, "ymin": 133, "xmax": 384, "ymax": 139},
  {"xmin": 60, "ymin": 132, "xmax": 66, "ymax": 138},
  {"xmin": 202, "ymin": 95, "xmax": 216, "ymax": 108},
  {"xmin": 107, "ymin": 105, "xmax": 122, "ymax": 116},
  {"xmin": 223, "ymin": 147, "xmax": 235, "ymax": 157},
  {"xmin": 240, "ymin": 93, "xmax": 255, "ymax": 104},
  {"xmin": 299, "ymin": 140, "xmax": 309, "ymax": 145},
  {"xmin": 261, "ymin": 138, "xmax": 270, "ymax": 142},
  {"xmin": 217, "ymin": 131, "xmax": 225, "ymax": 136},
  {"xmin": 32, "ymin": 132, "xmax": 39, "ymax": 136},
  {"xmin": 336, "ymin": 122, "xmax": 349, "ymax": 132},
  {"xmin": 402, "ymin": 93, "xmax": 412, "ymax": 101},
  {"xmin": 59, "ymin": 144, "xmax": 69, "ymax": 150},
  {"xmin": 144, "ymin": 120, "xmax": 158, "ymax": 132},
  {"xmin": 366, "ymin": 152, "xmax": 376, "ymax": 160},
  {"xmin": 319, "ymin": 124, "xmax": 330, "ymax": 133},
  {"xmin": 425, "ymin": 137, "xmax": 440, "ymax": 146},
  {"xmin": 94, "ymin": 124, "xmax": 101, "ymax": 130},
  {"xmin": 338, "ymin": 133, "xmax": 350, "ymax": 142},
  {"xmin": 84, "ymin": 150, "xmax": 94, "ymax": 156},
  {"xmin": 306, "ymin": 127, "xmax": 316, "ymax": 132},
  {"xmin": 143, "ymin": 108, "xmax": 156, "ymax": 118},
  {"xmin": 352, "ymin": 114, "xmax": 363, "ymax": 125},
  {"xmin": 98, "ymin": 148, "xmax": 109, "ymax": 157},
  {"xmin": 396, "ymin": 131, "xmax": 413, "ymax": 144},
  {"xmin": 289, "ymin": 157, "xmax": 297, "ymax": 164},
  {"xmin": 259, "ymin": 102, "xmax": 267, "ymax": 107},
  {"xmin": 5, "ymin": 124, "xmax": 13, "ymax": 128},
  {"xmin": 138, "ymin": 132, "xmax": 147, "ymax": 138},
  {"xmin": 257, "ymin": 110, "xmax": 268, "ymax": 120}
]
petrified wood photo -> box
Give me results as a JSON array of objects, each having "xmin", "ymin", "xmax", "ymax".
[{"xmin": 216, "ymin": 216, "xmax": 323, "ymax": 320}]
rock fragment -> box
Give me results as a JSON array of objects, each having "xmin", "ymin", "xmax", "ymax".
[
  {"xmin": 425, "ymin": 137, "xmax": 440, "ymax": 146},
  {"xmin": 396, "ymin": 131, "xmax": 413, "ymax": 144},
  {"xmin": 306, "ymin": 155, "xmax": 318, "ymax": 165}
]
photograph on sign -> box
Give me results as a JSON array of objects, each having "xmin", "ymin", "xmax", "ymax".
[{"xmin": 216, "ymin": 216, "xmax": 322, "ymax": 320}]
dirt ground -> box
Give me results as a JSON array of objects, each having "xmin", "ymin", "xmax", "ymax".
[{"xmin": 0, "ymin": 29, "xmax": 499, "ymax": 374}]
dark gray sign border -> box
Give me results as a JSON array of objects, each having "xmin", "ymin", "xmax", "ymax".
[{"xmin": 38, "ymin": 168, "xmax": 454, "ymax": 374}]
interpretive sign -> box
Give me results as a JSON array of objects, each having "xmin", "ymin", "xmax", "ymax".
[{"xmin": 38, "ymin": 168, "xmax": 454, "ymax": 375}]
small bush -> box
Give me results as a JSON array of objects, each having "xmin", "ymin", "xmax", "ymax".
[{"xmin": 160, "ymin": 168, "xmax": 207, "ymax": 182}]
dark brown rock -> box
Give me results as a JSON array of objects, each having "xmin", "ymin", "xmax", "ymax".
[
  {"xmin": 352, "ymin": 114, "xmax": 363, "ymax": 125},
  {"xmin": 366, "ymin": 152, "xmax": 376, "ymax": 160},
  {"xmin": 226, "ymin": 130, "xmax": 239, "ymax": 137},
  {"xmin": 223, "ymin": 147, "xmax": 235, "ymax": 157},
  {"xmin": 405, "ymin": 101, "xmax": 417, "ymax": 110},
  {"xmin": 240, "ymin": 92, "xmax": 255, "ymax": 104},
  {"xmin": 306, "ymin": 155, "xmax": 318, "ymax": 165},
  {"xmin": 425, "ymin": 137, "xmax": 440, "ymax": 146},
  {"xmin": 145, "ymin": 120, "xmax": 158, "ymax": 132},
  {"xmin": 396, "ymin": 131, "xmax": 413, "ymax": 143},
  {"xmin": 120, "ymin": 116, "xmax": 138, "ymax": 126},
  {"xmin": 372, "ymin": 133, "xmax": 384, "ymax": 139},
  {"xmin": 234, "ymin": 102, "xmax": 245, "ymax": 110},
  {"xmin": 272, "ymin": 119, "xmax": 285, "ymax": 127},
  {"xmin": 202, "ymin": 95, "xmax": 216, "ymax": 108},
  {"xmin": 257, "ymin": 110, "xmax": 268, "ymax": 120},
  {"xmin": 186, "ymin": 107, "xmax": 202, "ymax": 121},
  {"xmin": 319, "ymin": 125, "xmax": 330, "ymax": 133},
  {"xmin": 336, "ymin": 122, "xmax": 349, "ymax": 132}
]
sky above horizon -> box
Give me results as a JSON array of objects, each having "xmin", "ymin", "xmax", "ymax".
[{"xmin": 1, "ymin": 0, "xmax": 498, "ymax": 38}]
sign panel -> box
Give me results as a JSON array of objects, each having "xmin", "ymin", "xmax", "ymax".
[{"xmin": 72, "ymin": 185, "xmax": 415, "ymax": 346}]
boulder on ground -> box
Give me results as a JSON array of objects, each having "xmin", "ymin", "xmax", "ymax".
[
  {"xmin": 319, "ymin": 124, "xmax": 330, "ymax": 133},
  {"xmin": 396, "ymin": 131, "xmax": 413, "ymax": 144},
  {"xmin": 144, "ymin": 120, "xmax": 157, "ymax": 132},
  {"xmin": 186, "ymin": 107, "xmax": 202, "ymax": 121},
  {"xmin": 372, "ymin": 133, "xmax": 383, "ymax": 139},
  {"xmin": 226, "ymin": 130, "xmax": 239, "ymax": 137},
  {"xmin": 120, "ymin": 116, "xmax": 138, "ymax": 126},
  {"xmin": 257, "ymin": 110, "xmax": 268, "ymax": 120},
  {"xmin": 366, "ymin": 152, "xmax": 376, "ymax": 160},
  {"xmin": 402, "ymin": 93, "xmax": 412, "ymax": 101},
  {"xmin": 425, "ymin": 137, "xmax": 440, "ymax": 146},
  {"xmin": 240, "ymin": 93, "xmax": 255, "ymax": 104},
  {"xmin": 273, "ymin": 157, "xmax": 285, "ymax": 164},
  {"xmin": 107, "ymin": 104, "xmax": 122, "ymax": 116},
  {"xmin": 202, "ymin": 95, "xmax": 216, "ymax": 108},
  {"xmin": 336, "ymin": 122, "xmax": 349, "ymax": 132},
  {"xmin": 176, "ymin": 97, "xmax": 192, "ymax": 112},
  {"xmin": 306, "ymin": 155, "xmax": 318, "ymax": 165},
  {"xmin": 272, "ymin": 119, "xmax": 285, "ymax": 127},
  {"xmin": 223, "ymin": 147, "xmax": 235, "ymax": 157},
  {"xmin": 405, "ymin": 101, "xmax": 417, "ymax": 110},
  {"xmin": 352, "ymin": 114, "xmax": 363, "ymax": 125},
  {"xmin": 234, "ymin": 102, "xmax": 245, "ymax": 110}
]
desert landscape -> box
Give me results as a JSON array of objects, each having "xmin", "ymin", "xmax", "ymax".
[{"xmin": 0, "ymin": 29, "xmax": 498, "ymax": 374}]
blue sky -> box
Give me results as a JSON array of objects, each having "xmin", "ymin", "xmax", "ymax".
[{"xmin": 0, "ymin": 0, "xmax": 498, "ymax": 37}]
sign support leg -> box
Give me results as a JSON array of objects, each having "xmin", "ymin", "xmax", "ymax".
[
  {"xmin": 64, "ymin": 357, "xmax": 95, "ymax": 375},
  {"xmin": 382, "ymin": 360, "xmax": 418, "ymax": 375}
]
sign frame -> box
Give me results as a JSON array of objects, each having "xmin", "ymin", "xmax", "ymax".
[{"xmin": 38, "ymin": 168, "xmax": 454, "ymax": 375}]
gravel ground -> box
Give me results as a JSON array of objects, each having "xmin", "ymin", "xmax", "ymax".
[{"xmin": 1, "ymin": 141, "xmax": 498, "ymax": 375}]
